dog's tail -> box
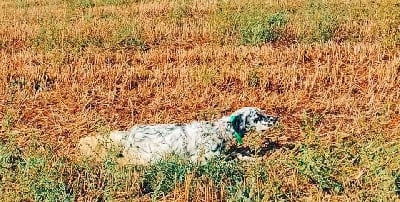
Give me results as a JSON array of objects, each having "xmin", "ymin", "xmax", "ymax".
[
  {"xmin": 109, "ymin": 130, "xmax": 127, "ymax": 144},
  {"xmin": 78, "ymin": 131, "xmax": 127, "ymax": 161}
]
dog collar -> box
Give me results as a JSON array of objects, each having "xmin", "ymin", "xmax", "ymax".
[{"xmin": 230, "ymin": 115, "xmax": 243, "ymax": 145}]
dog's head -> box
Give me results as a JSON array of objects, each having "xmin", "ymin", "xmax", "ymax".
[{"xmin": 230, "ymin": 107, "xmax": 279, "ymax": 137}]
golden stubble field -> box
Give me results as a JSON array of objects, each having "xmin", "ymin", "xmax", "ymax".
[{"xmin": 0, "ymin": 0, "xmax": 399, "ymax": 201}]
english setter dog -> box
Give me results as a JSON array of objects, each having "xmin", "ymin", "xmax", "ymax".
[{"xmin": 79, "ymin": 107, "xmax": 279, "ymax": 165}]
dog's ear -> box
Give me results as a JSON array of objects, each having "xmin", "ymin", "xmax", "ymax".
[{"xmin": 231, "ymin": 114, "xmax": 246, "ymax": 135}]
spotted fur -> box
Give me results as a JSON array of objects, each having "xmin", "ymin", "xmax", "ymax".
[{"xmin": 79, "ymin": 107, "xmax": 278, "ymax": 165}]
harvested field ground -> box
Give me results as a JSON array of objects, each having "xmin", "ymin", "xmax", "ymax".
[{"xmin": 0, "ymin": 0, "xmax": 399, "ymax": 201}]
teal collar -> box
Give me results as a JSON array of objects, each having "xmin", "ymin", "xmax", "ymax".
[{"xmin": 230, "ymin": 115, "xmax": 243, "ymax": 145}]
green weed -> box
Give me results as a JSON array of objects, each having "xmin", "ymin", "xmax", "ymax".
[
  {"xmin": 295, "ymin": 145, "xmax": 344, "ymax": 194},
  {"xmin": 69, "ymin": 35, "xmax": 105, "ymax": 51},
  {"xmin": 195, "ymin": 68, "xmax": 218, "ymax": 85},
  {"xmin": 300, "ymin": 0, "xmax": 338, "ymax": 42},
  {"xmin": 33, "ymin": 26, "xmax": 61, "ymax": 51},
  {"xmin": 301, "ymin": 111, "xmax": 324, "ymax": 144},
  {"xmin": 142, "ymin": 155, "xmax": 193, "ymax": 198},
  {"xmin": 313, "ymin": 14, "xmax": 337, "ymax": 42},
  {"xmin": 23, "ymin": 157, "xmax": 72, "ymax": 201},
  {"xmin": 169, "ymin": 0, "xmax": 193, "ymax": 22},
  {"xmin": 213, "ymin": 6, "xmax": 287, "ymax": 45},
  {"xmin": 0, "ymin": 143, "xmax": 73, "ymax": 201},
  {"xmin": 357, "ymin": 140, "xmax": 400, "ymax": 199},
  {"xmin": 140, "ymin": 155, "xmax": 245, "ymax": 199},
  {"xmin": 239, "ymin": 11, "xmax": 287, "ymax": 45},
  {"xmin": 229, "ymin": 163, "xmax": 268, "ymax": 201},
  {"xmin": 114, "ymin": 24, "xmax": 147, "ymax": 50},
  {"xmin": 198, "ymin": 157, "xmax": 243, "ymax": 187}
]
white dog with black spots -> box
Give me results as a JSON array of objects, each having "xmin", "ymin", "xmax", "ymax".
[{"xmin": 79, "ymin": 107, "xmax": 279, "ymax": 165}]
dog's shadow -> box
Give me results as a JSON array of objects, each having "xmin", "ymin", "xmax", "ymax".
[{"xmin": 225, "ymin": 140, "xmax": 295, "ymax": 160}]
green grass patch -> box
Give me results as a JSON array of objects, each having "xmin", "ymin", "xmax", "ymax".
[
  {"xmin": 212, "ymin": 3, "xmax": 288, "ymax": 45},
  {"xmin": 297, "ymin": 0, "xmax": 338, "ymax": 42},
  {"xmin": 239, "ymin": 11, "xmax": 288, "ymax": 45},
  {"xmin": 0, "ymin": 143, "xmax": 73, "ymax": 201},
  {"xmin": 142, "ymin": 155, "xmax": 194, "ymax": 198},
  {"xmin": 33, "ymin": 26, "xmax": 63, "ymax": 51},
  {"xmin": 295, "ymin": 144, "xmax": 344, "ymax": 193},
  {"xmin": 197, "ymin": 157, "xmax": 244, "ymax": 186},
  {"xmin": 1, "ymin": 131, "xmax": 399, "ymax": 200},
  {"xmin": 114, "ymin": 23, "xmax": 147, "ymax": 50},
  {"xmin": 169, "ymin": 0, "xmax": 193, "ymax": 22}
]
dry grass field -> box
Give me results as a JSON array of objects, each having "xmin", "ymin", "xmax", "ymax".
[{"xmin": 1, "ymin": 0, "xmax": 399, "ymax": 201}]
